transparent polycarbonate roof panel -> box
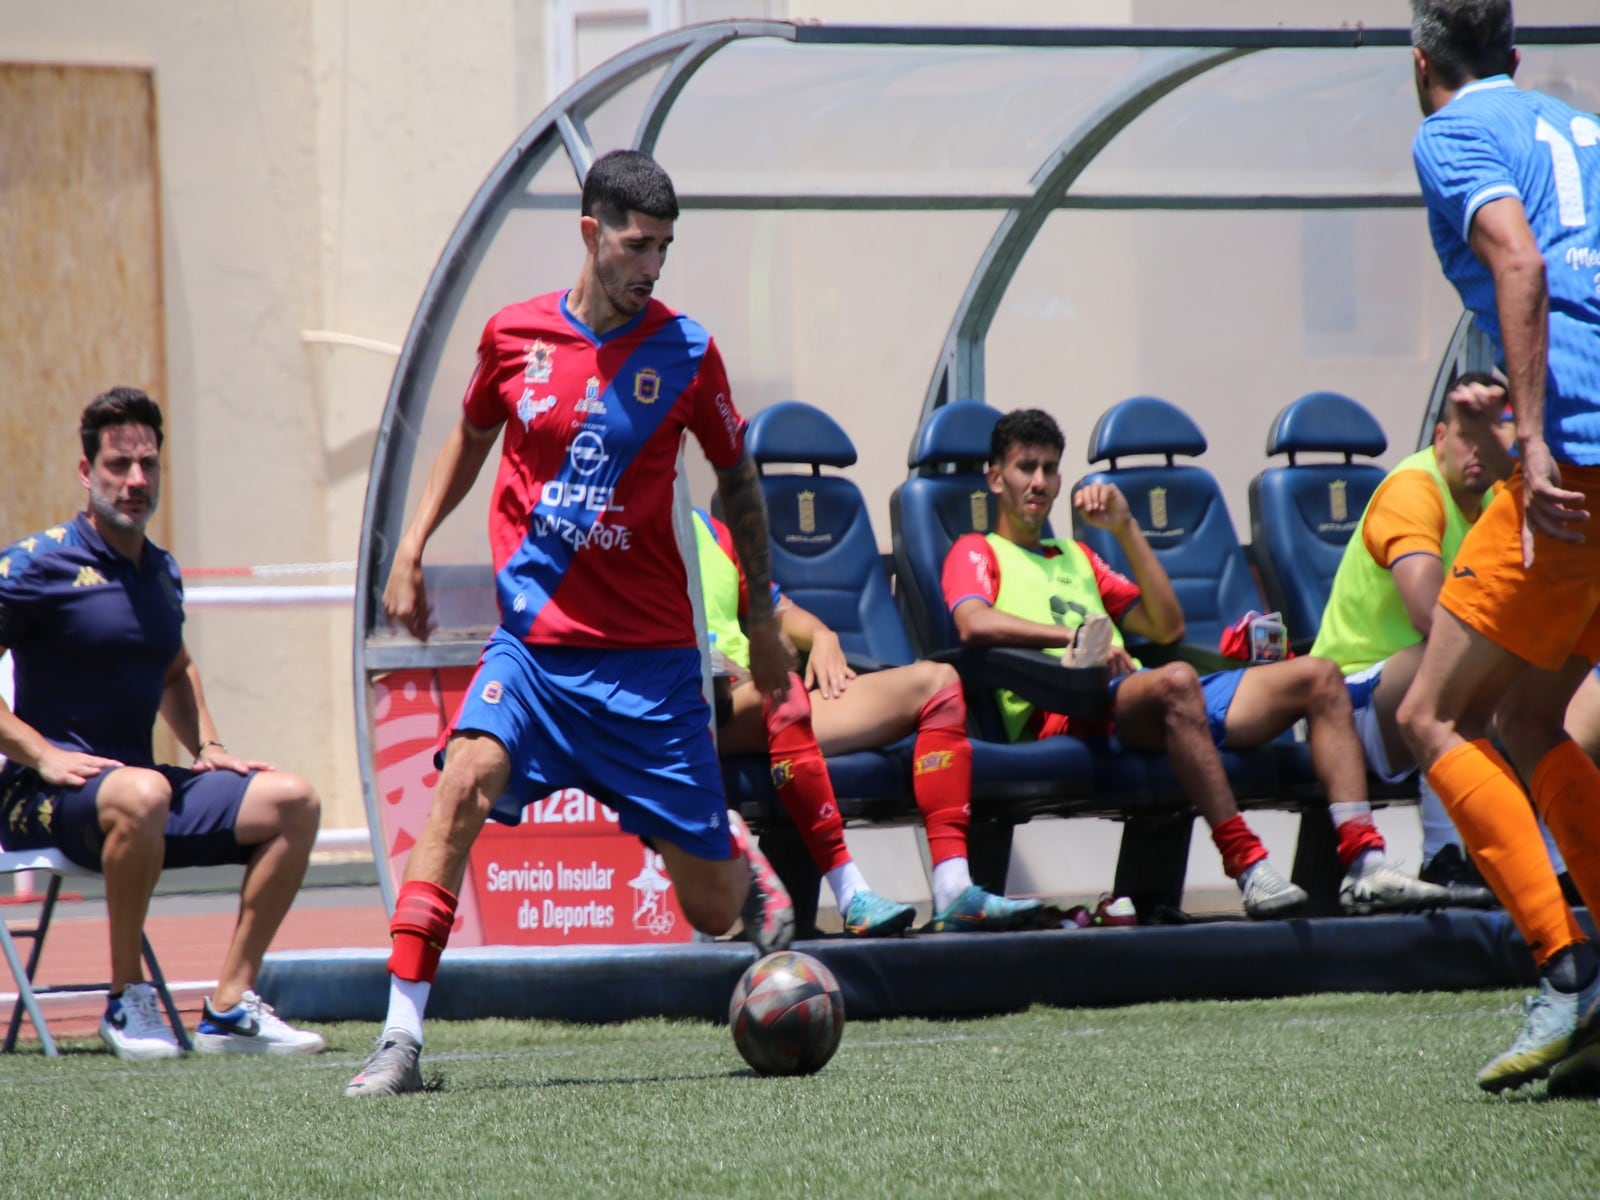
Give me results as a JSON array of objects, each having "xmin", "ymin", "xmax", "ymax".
[
  {"xmin": 1074, "ymin": 43, "xmax": 1600, "ymax": 201},
  {"xmin": 1073, "ymin": 49, "xmax": 1422, "ymax": 199},
  {"xmin": 985, "ymin": 206, "xmax": 1465, "ymax": 528},
  {"xmin": 652, "ymin": 41, "xmax": 1186, "ymax": 197},
  {"xmin": 1515, "ymin": 45, "xmax": 1600, "ymax": 113},
  {"xmin": 577, "ymin": 63, "xmax": 672, "ymax": 163}
]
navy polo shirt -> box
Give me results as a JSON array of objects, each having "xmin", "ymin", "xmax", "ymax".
[{"xmin": 0, "ymin": 513, "xmax": 184, "ymax": 767}]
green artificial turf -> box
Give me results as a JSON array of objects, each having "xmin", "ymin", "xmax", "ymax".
[{"xmin": 2, "ymin": 991, "xmax": 1596, "ymax": 1198}]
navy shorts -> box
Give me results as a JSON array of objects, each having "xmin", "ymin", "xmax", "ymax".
[
  {"xmin": 447, "ymin": 629, "xmax": 731, "ymax": 860},
  {"xmin": 0, "ymin": 761, "xmax": 255, "ymax": 872}
]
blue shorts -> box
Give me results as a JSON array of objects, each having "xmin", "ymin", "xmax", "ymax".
[
  {"xmin": 1107, "ymin": 667, "xmax": 1243, "ymax": 747},
  {"xmin": 448, "ymin": 629, "xmax": 731, "ymax": 860},
  {"xmin": 0, "ymin": 760, "xmax": 255, "ymax": 872}
]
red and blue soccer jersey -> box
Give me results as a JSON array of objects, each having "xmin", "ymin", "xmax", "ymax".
[{"xmin": 462, "ymin": 291, "xmax": 746, "ymax": 649}]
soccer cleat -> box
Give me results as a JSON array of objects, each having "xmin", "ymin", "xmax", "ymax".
[
  {"xmin": 1093, "ymin": 894, "xmax": 1139, "ymax": 927},
  {"xmin": 1238, "ymin": 861, "xmax": 1308, "ymax": 920},
  {"xmin": 344, "ymin": 1030, "xmax": 424, "ymax": 1097},
  {"xmin": 841, "ymin": 890, "xmax": 917, "ymax": 938},
  {"xmin": 1418, "ymin": 844, "xmax": 1499, "ymax": 909},
  {"xmin": 1544, "ymin": 972, "xmax": 1600, "ymax": 1099},
  {"xmin": 1339, "ymin": 858, "xmax": 1451, "ymax": 916},
  {"xmin": 729, "ymin": 810, "xmax": 795, "ymax": 954},
  {"xmin": 929, "ymin": 885, "xmax": 1043, "ymax": 933},
  {"xmin": 99, "ymin": 982, "xmax": 182, "ymax": 1060},
  {"xmin": 1477, "ymin": 977, "xmax": 1581, "ymax": 1093},
  {"xmin": 194, "ymin": 989, "xmax": 326, "ymax": 1055}
]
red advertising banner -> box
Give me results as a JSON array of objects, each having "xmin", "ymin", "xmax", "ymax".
[{"xmin": 368, "ymin": 667, "xmax": 692, "ymax": 947}]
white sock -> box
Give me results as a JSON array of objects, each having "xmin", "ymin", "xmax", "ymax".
[
  {"xmin": 1328, "ymin": 800, "xmax": 1372, "ymax": 827},
  {"xmin": 1539, "ymin": 817, "xmax": 1569, "ymax": 877},
  {"xmin": 932, "ymin": 856, "xmax": 974, "ymax": 913},
  {"xmin": 1419, "ymin": 779, "xmax": 1459, "ymax": 863},
  {"xmin": 1236, "ymin": 860, "xmax": 1268, "ymax": 891},
  {"xmin": 384, "ymin": 975, "xmax": 430, "ymax": 1044},
  {"xmin": 825, "ymin": 860, "xmax": 869, "ymax": 913},
  {"xmin": 1348, "ymin": 848, "xmax": 1384, "ymax": 878}
]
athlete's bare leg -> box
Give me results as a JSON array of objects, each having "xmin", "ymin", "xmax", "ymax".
[
  {"xmin": 401, "ymin": 732, "xmax": 510, "ymax": 894},
  {"xmin": 213, "ymin": 770, "xmax": 320, "ymax": 1008},
  {"xmin": 1225, "ymin": 656, "xmax": 1366, "ymax": 809}
]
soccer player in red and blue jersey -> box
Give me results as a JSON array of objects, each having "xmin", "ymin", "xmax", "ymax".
[
  {"xmin": 346, "ymin": 150, "xmax": 794, "ymax": 1097},
  {"xmin": 1397, "ymin": 0, "xmax": 1600, "ymax": 1096}
]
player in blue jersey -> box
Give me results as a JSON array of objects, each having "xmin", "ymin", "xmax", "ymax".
[
  {"xmin": 0, "ymin": 387, "xmax": 325, "ymax": 1059},
  {"xmin": 1398, "ymin": 0, "xmax": 1600, "ymax": 1096}
]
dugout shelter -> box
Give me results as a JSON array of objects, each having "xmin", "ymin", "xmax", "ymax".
[{"xmin": 353, "ymin": 20, "xmax": 1600, "ymax": 921}]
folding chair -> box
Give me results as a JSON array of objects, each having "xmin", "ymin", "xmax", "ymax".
[{"xmin": 1, "ymin": 844, "xmax": 191, "ymax": 1056}]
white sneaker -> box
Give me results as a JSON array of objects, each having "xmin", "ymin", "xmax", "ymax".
[
  {"xmin": 1238, "ymin": 861, "xmax": 1308, "ymax": 920},
  {"xmin": 194, "ymin": 989, "xmax": 326, "ymax": 1055},
  {"xmin": 1340, "ymin": 857, "xmax": 1450, "ymax": 916},
  {"xmin": 99, "ymin": 982, "xmax": 183, "ymax": 1060}
]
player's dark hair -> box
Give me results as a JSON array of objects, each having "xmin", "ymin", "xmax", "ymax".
[
  {"xmin": 581, "ymin": 149, "xmax": 679, "ymax": 229},
  {"xmin": 1411, "ymin": 0, "xmax": 1516, "ymax": 87},
  {"xmin": 81, "ymin": 386, "xmax": 165, "ymax": 460},
  {"xmin": 990, "ymin": 408, "xmax": 1065, "ymax": 466}
]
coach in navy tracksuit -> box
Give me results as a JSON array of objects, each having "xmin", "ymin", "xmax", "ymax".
[{"xmin": 0, "ymin": 386, "xmax": 324, "ymax": 1060}]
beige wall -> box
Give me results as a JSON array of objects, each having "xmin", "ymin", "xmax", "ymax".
[{"xmin": 2, "ymin": 0, "xmax": 1595, "ymax": 836}]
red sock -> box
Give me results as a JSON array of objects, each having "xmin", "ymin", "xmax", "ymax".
[
  {"xmin": 388, "ymin": 879, "xmax": 458, "ymax": 983},
  {"xmin": 764, "ymin": 674, "xmax": 851, "ymax": 873},
  {"xmin": 1211, "ymin": 814, "xmax": 1268, "ymax": 879},
  {"xmin": 913, "ymin": 682, "xmax": 973, "ymax": 866},
  {"xmin": 1334, "ymin": 818, "xmax": 1386, "ymax": 869}
]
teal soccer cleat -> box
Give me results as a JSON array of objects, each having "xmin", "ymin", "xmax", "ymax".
[
  {"xmin": 841, "ymin": 890, "xmax": 917, "ymax": 938},
  {"xmin": 929, "ymin": 885, "xmax": 1043, "ymax": 933}
]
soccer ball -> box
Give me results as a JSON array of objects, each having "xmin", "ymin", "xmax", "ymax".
[{"xmin": 728, "ymin": 950, "xmax": 845, "ymax": 1076}]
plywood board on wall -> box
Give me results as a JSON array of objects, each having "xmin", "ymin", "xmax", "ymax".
[{"xmin": 0, "ymin": 63, "xmax": 167, "ymax": 545}]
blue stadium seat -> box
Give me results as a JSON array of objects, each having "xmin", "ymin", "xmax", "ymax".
[
  {"xmin": 1248, "ymin": 391, "xmax": 1388, "ymax": 654},
  {"xmin": 1076, "ymin": 396, "xmax": 1263, "ymax": 654},
  {"xmin": 711, "ymin": 401, "xmax": 912, "ymax": 933},
  {"xmin": 740, "ymin": 400, "xmax": 915, "ymax": 671}
]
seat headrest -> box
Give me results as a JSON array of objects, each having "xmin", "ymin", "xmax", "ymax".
[
  {"xmin": 1086, "ymin": 396, "xmax": 1207, "ymax": 465},
  {"xmin": 747, "ymin": 401, "xmax": 857, "ymax": 468},
  {"xmin": 1265, "ymin": 391, "xmax": 1387, "ymax": 459},
  {"xmin": 908, "ymin": 401, "xmax": 1002, "ymax": 469}
]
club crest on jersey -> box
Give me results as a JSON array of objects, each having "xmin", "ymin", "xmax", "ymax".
[
  {"xmin": 633, "ymin": 367, "xmax": 660, "ymax": 405},
  {"xmin": 518, "ymin": 389, "xmax": 557, "ymax": 430},
  {"xmin": 524, "ymin": 339, "xmax": 554, "ymax": 383},
  {"xmin": 481, "ymin": 680, "xmax": 503, "ymax": 704},
  {"xmin": 577, "ymin": 376, "xmax": 607, "ymax": 415}
]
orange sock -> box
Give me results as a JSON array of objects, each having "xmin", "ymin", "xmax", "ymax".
[
  {"xmin": 1530, "ymin": 739, "xmax": 1600, "ymax": 917},
  {"xmin": 1428, "ymin": 739, "xmax": 1582, "ymax": 966}
]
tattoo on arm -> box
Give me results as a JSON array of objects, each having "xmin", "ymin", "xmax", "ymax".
[{"xmin": 717, "ymin": 453, "xmax": 776, "ymax": 625}]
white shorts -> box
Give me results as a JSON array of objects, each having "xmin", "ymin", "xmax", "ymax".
[{"xmin": 1345, "ymin": 660, "xmax": 1416, "ymax": 785}]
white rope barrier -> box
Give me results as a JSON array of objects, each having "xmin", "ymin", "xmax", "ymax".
[{"xmin": 4, "ymin": 568, "xmax": 376, "ymax": 898}]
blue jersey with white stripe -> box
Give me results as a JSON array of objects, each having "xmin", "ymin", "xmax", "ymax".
[{"xmin": 1413, "ymin": 76, "xmax": 1600, "ymax": 463}]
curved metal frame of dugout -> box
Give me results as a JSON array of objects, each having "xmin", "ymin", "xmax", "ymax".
[{"xmin": 354, "ymin": 21, "xmax": 1600, "ymax": 910}]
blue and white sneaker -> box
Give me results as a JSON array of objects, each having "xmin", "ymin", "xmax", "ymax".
[
  {"xmin": 842, "ymin": 890, "xmax": 917, "ymax": 938},
  {"xmin": 1545, "ymin": 971, "xmax": 1600, "ymax": 1099},
  {"xmin": 195, "ymin": 989, "xmax": 326, "ymax": 1055},
  {"xmin": 99, "ymin": 982, "xmax": 182, "ymax": 1060},
  {"xmin": 929, "ymin": 885, "xmax": 1043, "ymax": 933},
  {"xmin": 1477, "ymin": 976, "xmax": 1581, "ymax": 1093}
]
